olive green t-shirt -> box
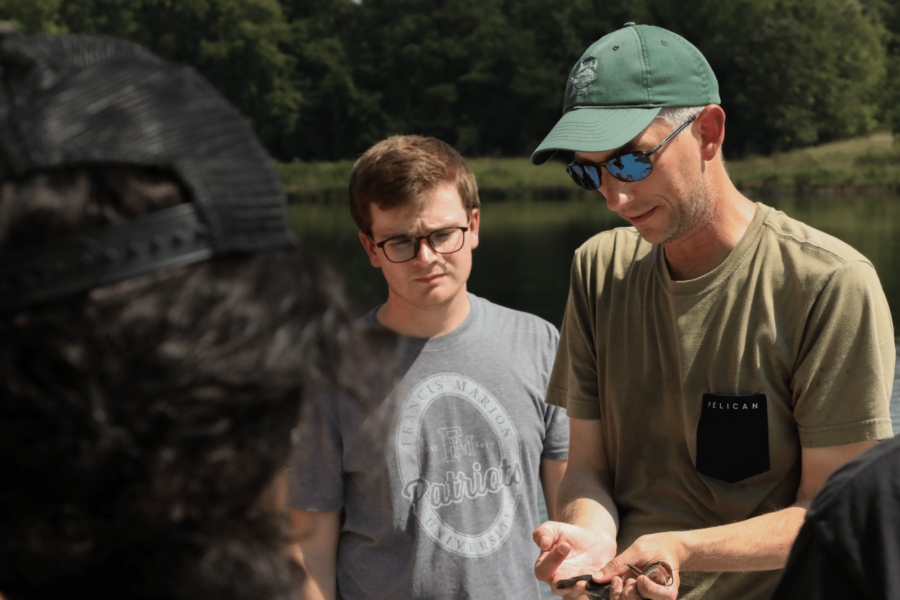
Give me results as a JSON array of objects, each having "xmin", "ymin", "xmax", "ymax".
[{"xmin": 547, "ymin": 202, "xmax": 895, "ymax": 600}]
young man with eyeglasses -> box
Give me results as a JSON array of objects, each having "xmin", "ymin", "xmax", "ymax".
[
  {"xmin": 287, "ymin": 135, "xmax": 570, "ymax": 600},
  {"xmin": 529, "ymin": 23, "xmax": 894, "ymax": 600}
]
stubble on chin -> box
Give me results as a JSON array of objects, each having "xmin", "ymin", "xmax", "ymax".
[{"xmin": 661, "ymin": 174, "xmax": 716, "ymax": 244}]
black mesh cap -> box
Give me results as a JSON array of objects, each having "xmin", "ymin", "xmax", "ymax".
[{"xmin": 0, "ymin": 32, "xmax": 297, "ymax": 254}]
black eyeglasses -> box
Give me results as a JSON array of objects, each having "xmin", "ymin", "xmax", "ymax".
[
  {"xmin": 374, "ymin": 226, "xmax": 469, "ymax": 263},
  {"xmin": 566, "ymin": 114, "xmax": 698, "ymax": 190}
]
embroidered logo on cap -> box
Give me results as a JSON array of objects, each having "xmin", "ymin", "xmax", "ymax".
[{"xmin": 572, "ymin": 57, "xmax": 597, "ymax": 91}]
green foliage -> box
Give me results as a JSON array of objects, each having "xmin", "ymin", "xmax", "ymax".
[
  {"xmin": 287, "ymin": 0, "xmax": 889, "ymax": 159},
  {"xmin": 0, "ymin": 0, "xmax": 302, "ymax": 158},
  {"xmin": 332, "ymin": 0, "xmax": 639, "ymax": 158},
  {"xmin": 640, "ymin": 0, "xmax": 887, "ymax": 154},
  {"xmin": 0, "ymin": 0, "xmax": 893, "ymax": 160},
  {"xmin": 872, "ymin": 0, "xmax": 900, "ymax": 140},
  {"xmin": 0, "ymin": 0, "xmax": 65, "ymax": 32},
  {"xmin": 279, "ymin": 0, "xmax": 386, "ymax": 161}
]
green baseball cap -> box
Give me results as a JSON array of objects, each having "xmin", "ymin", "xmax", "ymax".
[{"xmin": 530, "ymin": 23, "xmax": 720, "ymax": 165}]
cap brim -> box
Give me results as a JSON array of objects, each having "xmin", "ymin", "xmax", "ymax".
[{"xmin": 530, "ymin": 107, "xmax": 662, "ymax": 165}]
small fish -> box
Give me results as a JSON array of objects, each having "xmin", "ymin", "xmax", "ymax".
[{"xmin": 555, "ymin": 561, "xmax": 674, "ymax": 599}]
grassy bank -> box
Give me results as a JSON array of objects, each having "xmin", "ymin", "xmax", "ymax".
[
  {"xmin": 726, "ymin": 133, "xmax": 900, "ymax": 194},
  {"xmin": 277, "ymin": 133, "xmax": 900, "ymax": 201},
  {"xmin": 276, "ymin": 155, "xmax": 593, "ymax": 203}
]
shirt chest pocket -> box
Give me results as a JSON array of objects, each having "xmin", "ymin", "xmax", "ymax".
[{"xmin": 695, "ymin": 393, "xmax": 770, "ymax": 483}]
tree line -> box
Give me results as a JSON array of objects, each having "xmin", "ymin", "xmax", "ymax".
[{"xmin": 1, "ymin": 0, "xmax": 899, "ymax": 161}]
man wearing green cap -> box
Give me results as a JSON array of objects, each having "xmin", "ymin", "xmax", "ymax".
[{"xmin": 531, "ymin": 23, "xmax": 895, "ymax": 600}]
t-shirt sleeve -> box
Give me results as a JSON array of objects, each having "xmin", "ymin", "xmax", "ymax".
[
  {"xmin": 547, "ymin": 248, "xmax": 603, "ymax": 420},
  {"xmin": 285, "ymin": 391, "xmax": 345, "ymax": 512},
  {"xmin": 791, "ymin": 260, "xmax": 895, "ymax": 447},
  {"xmin": 536, "ymin": 321, "xmax": 570, "ymax": 460},
  {"xmin": 542, "ymin": 402, "xmax": 570, "ymax": 460}
]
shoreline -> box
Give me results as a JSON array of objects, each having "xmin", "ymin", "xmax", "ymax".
[
  {"xmin": 281, "ymin": 132, "xmax": 900, "ymax": 203},
  {"xmin": 286, "ymin": 184, "xmax": 900, "ymax": 205}
]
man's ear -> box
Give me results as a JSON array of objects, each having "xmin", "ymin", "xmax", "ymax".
[
  {"xmin": 696, "ymin": 104, "xmax": 726, "ymax": 161},
  {"xmin": 468, "ymin": 208, "xmax": 480, "ymax": 250},
  {"xmin": 359, "ymin": 231, "xmax": 382, "ymax": 268}
]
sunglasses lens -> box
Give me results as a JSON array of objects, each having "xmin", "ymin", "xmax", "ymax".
[
  {"xmin": 606, "ymin": 152, "xmax": 653, "ymax": 183},
  {"xmin": 567, "ymin": 164, "xmax": 601, "ymax": 190}
]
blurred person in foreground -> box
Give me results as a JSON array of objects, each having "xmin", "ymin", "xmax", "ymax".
[
  {"xmin": 528, "ymin": 23, "xmax": 895, "ymax": 600},
  {"xmin": 287, "ymin": 135, "xmax": 570, "ymax": 599},
  {"xmin": 769, "ymin": 434, "xmax": 900, "ymax": 599},
  {"xmin": 0, "ymin": 31, "xmax": 367, "ymax": 600}
]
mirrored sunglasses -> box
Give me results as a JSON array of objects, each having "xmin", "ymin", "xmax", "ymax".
[{"xmin": 566, "ymin": 114, "xmax": 698, "ymax": 190}]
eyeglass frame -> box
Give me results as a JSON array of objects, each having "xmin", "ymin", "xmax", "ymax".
[
  {"xmin": 566, "ymin": 113, "xmax": 699, "ymax": 190},
  {"xmin": 373, "ymin": 226, "xmax": 469, "ymax": 264}
]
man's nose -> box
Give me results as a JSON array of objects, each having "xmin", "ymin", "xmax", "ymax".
[
  {"xmin": 599, "ymin": 175, "xmax": 635, "ymax": 212},
  {"xmin": 412, "ymin": 238, "xmax": 439, "ymax": 263}
]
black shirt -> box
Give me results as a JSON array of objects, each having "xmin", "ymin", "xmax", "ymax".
[{"xmin": 770, "ymin": 436, "xmax": 900, "ymax": 599}]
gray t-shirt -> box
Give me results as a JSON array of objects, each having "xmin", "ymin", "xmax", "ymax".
[{"xmin": 288, "ymin": 293, "xmax": 569, "ymax": 599}]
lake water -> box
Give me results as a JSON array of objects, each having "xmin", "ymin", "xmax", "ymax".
[{"xmin": 291, "ymin": 195, "xmax": 900, "ymax": 599}]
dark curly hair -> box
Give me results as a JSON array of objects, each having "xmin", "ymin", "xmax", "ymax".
[{"xmin": 0, "ymin": 166, "xmax": 366, "ymax": 600}]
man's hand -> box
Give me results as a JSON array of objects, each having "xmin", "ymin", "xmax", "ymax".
[
  {"xmin": 533, "ymin": 521, "xmax": 617, "ymax": 597},
  {"xmin": 605, "ymin": 574, "xmax": 673, "ymax": 600},
  {"xmin": 596, "ymin": 534, "xmax": 682, "ymax": 600}
]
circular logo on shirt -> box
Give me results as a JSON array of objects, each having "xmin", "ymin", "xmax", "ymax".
[{"xmin": 396, "ymin": 373, "xmax": 523, "ymax": 557}]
